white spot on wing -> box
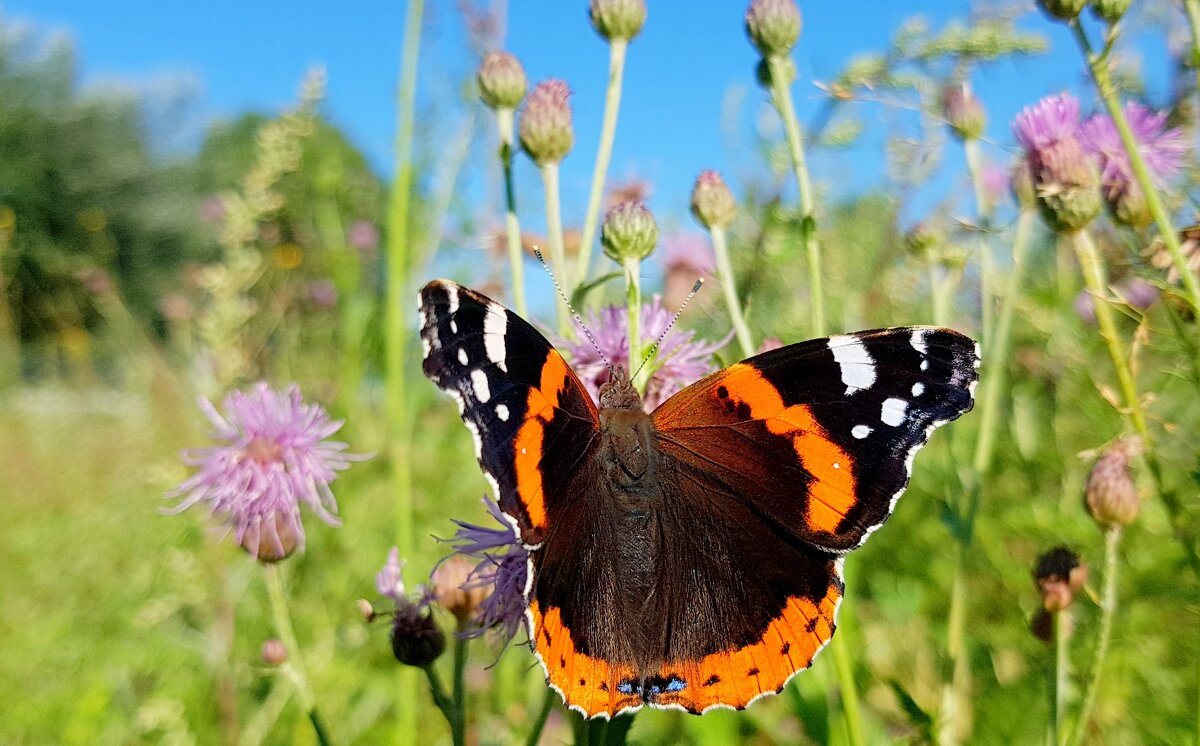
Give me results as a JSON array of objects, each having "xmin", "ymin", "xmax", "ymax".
[
  {"xmin": 471, "ymin": 369, "xmax": 491, "ymax": 403},
  {"xmin": 457, "ymin": 348, "xmax": 468, "ymax": 365},
  {"xmin": 881, "ymin": 397, "xmax": 908, "ymax": 427},
  {"xmin": 450, "ymin": 319, "xmax": 458, "ymax": 334},
  {"xmin": 446, "ymin": 285, "xmax": 459, "ymax": 314},
  {"xmin": 828, "ymin": 335, "xmax": 876, "ymax": 395},
  {"xmin": 483, "ymin": 305, "xmax": 508, "ymax": 372},
  {"xmin": 911, "ymin": 382, "xmax": 925, "ymax": 397},
  {"xmin": 496, "ymin": 403, "xmax": 509, "ymax": 421},
  {"xmin": 910, "ymin": 328, "xmax": 928, "ymax": 355},
  {"xmin": 852, "ymin": 424, "xmax": 872, "ymax": 439}
]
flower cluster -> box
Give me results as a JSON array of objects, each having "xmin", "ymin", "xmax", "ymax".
[{"xmin": 446, "ymin": 498, "xmax": 529, "ymax": 642}]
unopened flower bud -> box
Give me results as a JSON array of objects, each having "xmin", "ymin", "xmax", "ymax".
[
  {"xmin": 1105, "ymin": 183, "xmax": 1151, "ymax": 229},
  {"xmin": 431, "ymin": 556, "xmax": 490, "ymax": 623},
  {"xmin": 745, "ymin": 0, "xmax": 802, "ymax": 58},
  {"xmin": 690, "ymin": 171, "xmax": 737, "ymax": 230},
  {"xmin": 1034, "ymin": 547, "xmax": 1087, "ymax": 612},
  {"xmin": 240, "ymin": 510, "xmax": 301, "ymax": 563},
  {"xmin": 357, "ymin": 598, "xmax": 376, "ymax": 622},
  {"xmin": 590, "ymin": 0, "xmax": 646, "ymax": 42},
  {"xmin": 1090, "ymin": 0, "xmax": 1130, "ymax": 23},
  {"xmin": 477, "ymin": 51, "xmax": 527, "ymax": 110},
  {"xmin": 262, "ymin": 638, "xmax": 289, "ymax": 665},
  {"xmin": 904, "ymin": 221, "xmax": 941, "ymax": 260},
  {"xmin": 941, "ymin": 82, "xmax": 986, "ymax": 141},
  {"xmin": 1034, "ymin": 138, "xmax": 1101, "ymax": 233},
  {"xmin": 520, "ymin": 80, "xmax": 574, "ymax": 165},
  {"xmin": 1037, "ymin": 0, "xmax": 1088, "ymax": 21},
  {"xmin": 390, "ymin": 603, "xmax": 446, "ymax": 668},
  {"xmin": 1085, "ymin": 438, "xmax": 1142, "ymax": 529},
  {"xmin": 602, "ymin": 201, "xmax": 659, "ymax": 263}
]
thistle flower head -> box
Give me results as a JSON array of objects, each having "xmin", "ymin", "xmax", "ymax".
[
  {"xmin": 559, "ymin": 298, "xmax": 729, "ymax": 412},
  {"xmin": 520, "ymin": 79, "xmax": 574, "ymax": 165},
  {"xmin": 1085, "ymin": 437, "xmax": 1142, "ymax": 529},
  {"xmin": 374, "ymin": 547, "xmax": 446, "ymax": 666},
  {"xmin": 1034, "ymin": 546, "xmax": 1088, "ymax": 612},
  {"xmin": 165, "ymin": 383, "xmax": 365, "ymax": 562},
  {"xmin": 1090, "ymin": 0, "xmax": 1129, "ymax": 22},
  {"xmin": 1013, "ymin": 93, "xmax": 1100, "ymax": 232},
  {"xmin": 447, "ymin": 497, "xmax": 530, "ymax": 642},
  {"xmin": 590, "ymin": 0, "xmax": 646, "ymax": 42},
  {"xmin": 690, "ymin": 170, "xmax": 737, "ymax": 230},
  {"xmin": 1079, "ymin": 103, "xmax": 1187, "ymax": 227},
  {"xmin": 745, "ymin": 0, "xmax": 802, "ymax": 58},
  {"xmin": 601, "ymin": 200, "xmax": 659, "ymax": 263},
  {"xmin": 477, "ymin": 51, "xmax": 527, "ymax": 110}
]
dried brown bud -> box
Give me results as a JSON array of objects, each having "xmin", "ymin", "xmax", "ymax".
[
  {"xmin": 431, "ymin": 556, "xmax": 490, "ymax": 623},
  {"xmin": 240, "ymin": 510, "xmax": 300, "ymax": 563},
  {"xmin": 1084, "ymin": 438, "xmax": 1142, "ymax": 529},
  {"xmin": 357, "ymin": 598, "xmax": 377, "ymax": 622},
  {"xmin": 1034, "ymin": 547, "xmax": 1087, "ymax": 612}
]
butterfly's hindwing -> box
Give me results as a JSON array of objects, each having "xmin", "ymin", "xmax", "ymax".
[{"xmin": 419, "ymin": 280, "xmax": 600, "ymax": 545}]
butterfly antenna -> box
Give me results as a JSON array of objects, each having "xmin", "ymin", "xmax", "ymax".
[
  {"xmin": 631, "ymin": 278, "xmax": 704, "ymax": 382},
  {"xmin": 533, "ymin": 248, "xmax": 613, "ymax": 375}
]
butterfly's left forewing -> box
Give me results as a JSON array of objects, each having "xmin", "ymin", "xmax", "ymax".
[{"xmin": 419, "ymin": 280, "xmax": 600, "ymax": 546}]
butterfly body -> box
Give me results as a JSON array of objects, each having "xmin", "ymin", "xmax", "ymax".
[{"xmin": 419, "ymin": 279, "xmax": 979, "ymax": 718}]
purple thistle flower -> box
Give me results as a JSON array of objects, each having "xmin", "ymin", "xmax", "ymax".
[
  {"xmin": 559, "ymin": 298, "xmax": 729, "ymax": 412},
  {"xmin": 447, "ymin": 497, "xmax": 529, "ymax": 642},
  {"xmin": 1013, "ymin": 92, "xmax": 1081, "ymax": 152},
  {"xmin": 1079, "ymin": 102, "xmax": 1187, "ymax": 191},
  {"xmin": 166, "ymin": 383, "xmax": 366, "ymax": 561},
  {"xmin": 376, "ymin": 546, "xmax": 408, "ymax": 602}
]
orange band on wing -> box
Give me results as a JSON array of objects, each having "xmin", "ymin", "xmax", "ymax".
[
  {"xmin": 718, "ymin": 364, "xmax": 858, "ymax": 535},
  {"xmin": 652, "ymin": 584, "xmax": 841, "ymax": 713},
  {"xmin": 529, "ymin": 600, "xmax": 641, "ymax": 717},
  {"xmin": 512, "ymin": 351, "xmax": 571, "ymax": 530}
]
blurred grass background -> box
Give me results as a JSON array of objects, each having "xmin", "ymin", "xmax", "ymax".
[{"xmin": 3, "ymin": 2, "xmax": 1200, "ymax": 744}]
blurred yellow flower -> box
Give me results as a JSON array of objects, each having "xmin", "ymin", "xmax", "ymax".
[{"xmin": 272, "ymin": 243, "xmax": 303, "ymax": 270}]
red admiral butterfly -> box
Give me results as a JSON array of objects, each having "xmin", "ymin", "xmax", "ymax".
[{"xmin": 419, "ymin": 279, "xmax": 979, "ymax": 718}]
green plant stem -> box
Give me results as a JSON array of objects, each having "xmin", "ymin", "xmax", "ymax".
[
  {"xmin": 387, "ymin": 0, "xmax": 423, "ymax": 742},
  {"xmin": 766, "ymin": 55, "xmax": 825, "ymax": 337},
  {"xmin": 623, "ymin": 256, "xmax": 643, "ymax": 389},
  {"xmin": 1185, "ymin": 0, "xmax": 1200, "ymax": 92},
  {"xmin": 1071, "ymin": 229, "xmax": 1199, "ymax": 573},
  {"xmin": 574, "ymin": 38, "xmax": 628, "ymax": 290},
  {"xmin": 451, "ymin": 635, "xmax": 468, "ymax": 746},
  {"xmin": 710, "ymin": 225, "xmax": 755, "ymax": 359},
  {"xmin": 830, "ymin": 633, "xmax": 866, "ymax": 746},
  {"xmin": 1054, "ymin": 611, "xmax": 1070, "ymax": 746},
  {"xmin": 263, "ymin": 564, "xmax": 333, "ymax": 746},
  {"xmin": 540, "ymin": 162, "xmax": 570, "ymax": 331},
  {"xmin": 496, "ymin": 108, "xmax": 528, "ymax": 317},
  {"xmin": 1071, "ymin": 20, "xmax": 1200, "ymax": 315},
  {"xmin": 1070, "ymin": 527, "xmax": 1122, "ymax": 746},
  {"xmin": 526, "ymin": 687, "xmax": 557, "ymax": 746},
  {"xmin": 423, "ymin": 664, "xmax": 461, "ymax": 745}
]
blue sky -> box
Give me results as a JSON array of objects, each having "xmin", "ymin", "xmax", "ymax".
[{"xmin": 7, "ymin": 1, "xmax": 1177, "ymax": 231}]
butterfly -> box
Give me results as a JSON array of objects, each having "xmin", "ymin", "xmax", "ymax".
[{"xmin": 419, "ymin": 279, "xmax": 979, "ymax": 718}]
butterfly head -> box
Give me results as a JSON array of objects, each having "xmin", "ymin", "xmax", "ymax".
[{"xmin": 598, "ymin": 365, "xmax": 643, "ymax": 411}]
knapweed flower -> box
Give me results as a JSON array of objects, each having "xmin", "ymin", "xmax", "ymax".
[
  {"xmin": 1079, "ymin": 103, "xmax": 1187, "ymax": 228},
  {"xmin": 165, "ymin": 383, "xmax": 365, "ymax": 562},
  {"xmin": 601, "ymin": 200, "xmax": 659, "ymax": 263},
  {"xmin": 560, "ymin": 298, "xmax": 729, "ymax": 411},
  {"xmin": 447, "ymin": 497, "xmax": 529, "ymax": 641},
  {"xmin": 477, "ymin": 51, "xmax": 527, "ymax": 111},
  {"xmin": 590, "ymin": 0, "xmax": 646, "ymax": 42},
  {"xmin": 1034, "ymin": 547, "xmax": 1088, "ymax": 613},
  {"xmin": 745, "ymin": 0, "xmax": 802, "ymax": 58},
  {"xmin": 375, "ymin": 547, "xmax": 446, "ymax": 667},
  {"xmin": 1085, "ymin": 437, "xmax": 1142, "ymax": 529},
  {"xmin": 1013, "ymin": 93, "xmax": 1100, "ymax": 232},
  {"xmin": 520, "ymin": 79, "xmax": 574, "ymax": 166},
  {"xmin": 690, "ymin": 170, "xmax": 737, "ymax": 230}
]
